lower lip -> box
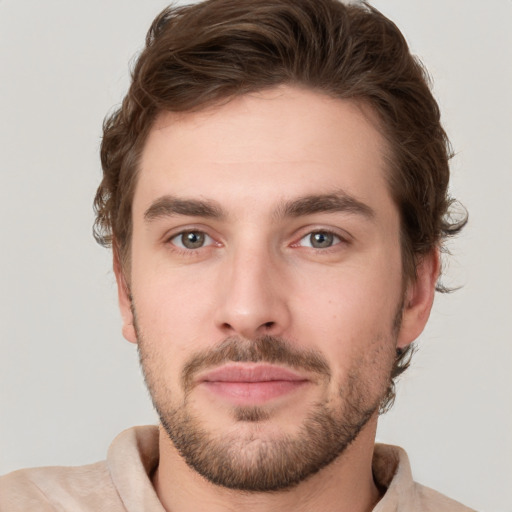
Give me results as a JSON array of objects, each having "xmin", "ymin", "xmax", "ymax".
[{"xmin": 202, "ymin": 380, "xmax": 308, "ymax": 405}]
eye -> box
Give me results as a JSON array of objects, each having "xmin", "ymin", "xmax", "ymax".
[
  {"xmin": 170, "ymin": 231, "xmax": 213, "ymax": 249},
  {"xmin": 298, "ymin": 231, "xmax": 342, "ymax": 249}
]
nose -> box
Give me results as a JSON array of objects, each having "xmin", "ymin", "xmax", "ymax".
[{"xmin": 214, "ymin": 244, "xmax": 291, "ymax": 340}]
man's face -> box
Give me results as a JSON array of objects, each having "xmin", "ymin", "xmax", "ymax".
[{"xmin": 116, "ymin": 86, "xmax": 434, "ymax": 491}]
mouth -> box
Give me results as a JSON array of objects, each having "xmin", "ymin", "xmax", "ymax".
[{"xmin": 196, "ymin": 363, "xmax": 310, "ymax": 406}]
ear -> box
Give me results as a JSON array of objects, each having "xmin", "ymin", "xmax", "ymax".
[
  {"xmin": 113, "ymin": 248, "xmax": 137, "ymax": 344},
  {"xmin": 397, "ymin": 248, "xmax": 440, "ymax": 349}
]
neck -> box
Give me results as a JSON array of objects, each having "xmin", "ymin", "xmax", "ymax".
[{"xmin": 152, "ymin": 418, "xmax": 382, "ymax": 512}]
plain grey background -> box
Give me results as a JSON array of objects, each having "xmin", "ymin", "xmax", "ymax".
[{"xmin": 1, "ymin": 1, "xmax": 511, "ymax": 511}]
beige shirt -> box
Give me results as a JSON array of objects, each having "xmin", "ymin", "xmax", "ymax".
[{"xmin": 0, "ymin": 426, "xmax": 475, "ymax": 511}]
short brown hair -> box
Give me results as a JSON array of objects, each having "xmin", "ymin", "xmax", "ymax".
[{"xmin": 94, "ymin": 0, "xmax": 467, "ymax": 411}]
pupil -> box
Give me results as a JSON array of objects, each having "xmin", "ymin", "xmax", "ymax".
[{"xmin": 312, "ymin": 232, "xmax": 332, "ymax": 248}]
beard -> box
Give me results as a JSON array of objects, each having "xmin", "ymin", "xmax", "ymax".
[{"xmin": 136, "ymin": 325, "xmax": 398, "ymax": 492}]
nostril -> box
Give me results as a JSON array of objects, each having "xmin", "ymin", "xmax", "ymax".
[{"xmin": 263, "ymin": 321, "xmax": 275, "ymax": 330}]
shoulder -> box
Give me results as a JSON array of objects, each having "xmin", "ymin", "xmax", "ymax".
[
  {"xmin": 411, "ymin": 482, "xmax": 477, "ymax": 512},
  {"xmin": 0, "ymin": 426, "xmax": 160, "ymax": 512},
  {"xmin": 0, "ymin": 461, "xmax": 123, "ymax": 512},
  {"xmin": 372, "ymin": 444, "xmax": 477, "ymax": 512}
]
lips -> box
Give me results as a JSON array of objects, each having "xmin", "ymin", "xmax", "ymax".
[
  {"xmin": 197, "ymin": 364, "xmax": 309, "ymax": 405},
  {"xmin": 200, "ymin": 364, "xmax": 307, "ymax": 383}
]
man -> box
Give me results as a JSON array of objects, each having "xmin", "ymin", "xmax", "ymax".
[{"xmin": 0, "ymin": 0, "xmax": 474, "ymax": 510}]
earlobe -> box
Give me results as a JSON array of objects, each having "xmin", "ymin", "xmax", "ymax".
[
  {"xmin": 397, "ymin": 249, "xmax": 440, "ymax": 349},
  {"xmin": 113, "ymin": 249, "xmax": 137, "ymax": 344}
]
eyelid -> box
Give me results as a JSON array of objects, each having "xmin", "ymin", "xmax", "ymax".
[
  {"xmin": 298, "ymin": 231, "xmax": 341, "ymax": 248},
  {"xmin": 290, "ymin": 226, "xmax": 352, "ymax": 248},
  {"xmin": 170, "ymin": 231, "xmax": 214, "ymax": 249},
  {"xmin": 163, "ymin": 225, "xmax": 222, "ymax": 250},
  {"xmin": 163, "ymin": 223, "xmax": 215, "ymax": 240}
]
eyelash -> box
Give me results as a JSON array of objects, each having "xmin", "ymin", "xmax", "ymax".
[
  {"xmin": 165, "ymin": 228, "xmax": 350, "ymax": 255},
  {"xmin": 292, "ymin": 229, "xmax": 349, "ymax": 252},
  {"xmin": 166, "ymin": 229, "xmax": 219, "ymax": 256}
]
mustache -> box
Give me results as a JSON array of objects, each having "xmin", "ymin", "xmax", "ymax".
[{"xmin": 181, "ymin": 335, "xmax": 331, "ymax": 392}]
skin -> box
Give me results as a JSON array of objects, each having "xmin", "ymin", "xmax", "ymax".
[{"xmin": 114, "ymin": 86, "xmax": 439, "ymax": 512}]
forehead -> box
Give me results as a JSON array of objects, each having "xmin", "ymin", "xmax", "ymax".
[{"xmin": 134, "ymin": 86, "xmax": 394, "ymax": 217}]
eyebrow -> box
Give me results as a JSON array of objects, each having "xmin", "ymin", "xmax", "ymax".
[
  {"xmin": 144, "ymin": 196, "xmax": 224, "ymax": 222},
  {"xmin": 275, "ymin": 191, "xmax": 375, "ymax": 220},
  {"xmin": 143, "ymin": 190, "xmax": 375, "ymax": 223}
]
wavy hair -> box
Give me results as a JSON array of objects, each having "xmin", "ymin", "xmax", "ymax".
[{"xmin": 94, "ymin": 0, "xmax": 467, "ymax": 411}]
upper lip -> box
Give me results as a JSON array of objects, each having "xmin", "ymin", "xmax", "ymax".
[{"xmin": 198, "ymin": 364, "xmax": 309, "ymax": 383}]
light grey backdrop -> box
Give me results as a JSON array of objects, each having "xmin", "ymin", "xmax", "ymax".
[{"xmin": 1, "ymin": 1, "xmax": 510, "ymax": 511}]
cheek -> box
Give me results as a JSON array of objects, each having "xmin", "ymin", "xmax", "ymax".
[
  {"xmin": 289, "ymin": 258, "xmax": 403, "ymax": 366},
  {"xmin": 130, "ymin": 257, "xmax": 221, "ymax": 376},
  {"xmin": 132, "ymin": 250, "xmax": 214, "ymax": 320}
]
